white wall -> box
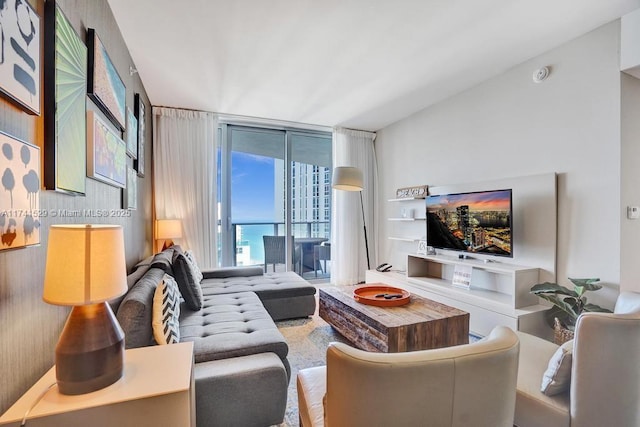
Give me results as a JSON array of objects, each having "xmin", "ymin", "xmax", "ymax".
[
  {"xmin": 375, "ymin": 21, "xmax": 622, "ymax": 308},
  {"xmin": 621, "ymin": 72, "xmax": 640, "ymax": 288}
]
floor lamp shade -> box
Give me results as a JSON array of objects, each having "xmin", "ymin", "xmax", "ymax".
[
  {"xmin": 332, "ymin": 166, "xmax": 364, "ymax": 191},
  {"xmin": 332, "ymin": 166, "xmax": 371, "ymax": 270},
  {"xmin": 43, "ymin": 224, "xmax": 127, "ymax": 395}
]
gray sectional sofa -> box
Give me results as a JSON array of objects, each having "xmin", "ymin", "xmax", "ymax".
[{"xmin": 110, "ymin": 246, "xmax": 317, "ymax": 427}]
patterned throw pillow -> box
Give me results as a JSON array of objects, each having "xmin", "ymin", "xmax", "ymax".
[
  {"xmin": 184, "ymin": 250, "xmax": 203, "ymax": 283},
  {"xmin": 172, "ymin": 251, "xmax": 204, "ymax": 311},
  {"xmin": 152, "ymin": 274, "xmax": 181, "ymax": 345}
]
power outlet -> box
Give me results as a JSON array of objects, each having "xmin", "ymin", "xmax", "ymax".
[{"xmin": 628, "ymin": 206, "xmax": 640, "ymax": 220}]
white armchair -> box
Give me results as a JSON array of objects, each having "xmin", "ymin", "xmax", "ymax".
[
  {"xmin": 515, "ymin": 291, "xmax": 640, "ymax": 427},
  {"xmin": 297, "ymin": 326, "xmax": 520, "ymax": 427}
]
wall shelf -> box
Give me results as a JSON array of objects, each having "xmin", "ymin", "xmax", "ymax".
[
  {"xmin": 387, "ymin": 194, "xmax": 426, "ymax": 246},
  {"xmin": 388, "ymin": 237, "xmax": 421, "ymax": 242},
  {"xmin": 388, "ymin": 197, "xmax": 425, "ymax": 202}
]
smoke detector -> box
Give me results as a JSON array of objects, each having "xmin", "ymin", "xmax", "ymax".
[{"xmin": 533, "ymin": 66, "xmax": 550, "ymax": 83}]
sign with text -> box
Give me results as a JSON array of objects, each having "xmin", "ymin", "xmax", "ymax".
[{"xmin": 452, "ymin": 264, "xmax": 473, "ymax": 289}]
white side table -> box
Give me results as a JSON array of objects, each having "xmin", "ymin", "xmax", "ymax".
[{"xmin": 0, "ymin": 342, "xmax": 195, "ymax": 427}]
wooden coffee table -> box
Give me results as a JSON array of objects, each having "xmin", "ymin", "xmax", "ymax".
[{"xmin": 319, "ymin": 285, "xmax": 469, "ymax": 352}]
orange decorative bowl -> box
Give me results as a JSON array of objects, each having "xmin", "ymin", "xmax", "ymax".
[{"xmin": 353, "ymin": 285, "xmax": 411, "ymax": 307}]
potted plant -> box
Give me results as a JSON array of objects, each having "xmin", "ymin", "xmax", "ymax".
[{"xmin": 530, "ymin": 277, "xmax": 612, "ymax": 344}]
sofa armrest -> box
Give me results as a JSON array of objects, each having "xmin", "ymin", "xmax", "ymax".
[{"xmin": 201, "ymin": 266, "xmax": 264, "ymax": 279}]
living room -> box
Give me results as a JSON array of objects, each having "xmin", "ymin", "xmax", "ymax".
[{"xmin": 1, "ymin": 0, "xmax": 640, "ymax": 426}]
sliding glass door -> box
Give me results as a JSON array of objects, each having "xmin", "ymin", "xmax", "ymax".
[{"xmin": 218, "ymin": 124, "xmax": 332, "ymax": 277}]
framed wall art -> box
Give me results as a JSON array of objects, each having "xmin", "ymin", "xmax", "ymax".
[
  {"xmin": 87, "ymin": 110, "xmax": 126, "ymax": 188},
  {"xmin": 122, "ymin": 167, "xmax": 137, "ymax": 210},
  {"xmin": 0, "ymin": 0, "xmax": 40, "ymax": 115},
  {"xmin": 87, "ymin": 28, "xmax": 126, "ymax": 131},
  {"xmin": 0, "ymin": 131, "xmax": 40, "ymax": 250},
  {"xmin": 126, "ymin": 107, "xmax": 137, "ymax": 158},
  {"xmin": 43, "ymin": 1, "xmax": 87, "ymax": 195},
  {"xmin": 134, "ymin": 93, "xmax": 145, "ymax": 177}
]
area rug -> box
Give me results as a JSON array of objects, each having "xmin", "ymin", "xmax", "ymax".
[{"xmin": 275, "ymin": 305, "xmax": 349, "ymax": 426}]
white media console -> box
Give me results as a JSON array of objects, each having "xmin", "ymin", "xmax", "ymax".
[{"xmin": 366, "ymin": 253, "xmax": 551, "ymax": 339}]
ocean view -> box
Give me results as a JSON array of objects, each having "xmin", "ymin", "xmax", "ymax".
[{"xmin": 236, "ymin": 223, "xmax": 280, "ymax": 266}]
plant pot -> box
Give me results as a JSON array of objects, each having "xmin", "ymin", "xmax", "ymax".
[{"xmin": 553, "ymin": 318, "xmax": 574, "ymax": 345}]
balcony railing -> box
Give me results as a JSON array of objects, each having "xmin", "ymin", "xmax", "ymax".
[{"xmin": 231, "ymin": 221, "xmax": 330, "ymax": 267}]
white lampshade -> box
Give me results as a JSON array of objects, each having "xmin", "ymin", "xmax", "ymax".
[
  {"xmin": 156, "ymin": 219, "xmax": 183, "ymax": 239},
  {"xmin": 332, "ymin": 166, "xmax": 363, "ymax": 191},
  {"xmin": 43, "ymin": 224, "xmax": 127, "ymax": 306}
]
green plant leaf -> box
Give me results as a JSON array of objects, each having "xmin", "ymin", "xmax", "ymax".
[
  {"xmin": 538, "ymin": 294, "xmax": 579, "ymax": 321},
  {"xmin": 583, "ymin": 303, "xmax": 613, "ymax": 313},
  {"xmin": 569, "ymin": 277, "xmax": 602, "ymax": 292},
  {"xmin": 530, "ymin": 282, "xmax": 578, "ymax": 297}
]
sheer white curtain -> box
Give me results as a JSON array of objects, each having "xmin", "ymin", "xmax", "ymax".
[
  {"xmin": 331, "ymin": 128, "xmax": 378, "ymax": 285},
  {"xmin": 153, "ymin": 107, "xmax": 218, "ymax": 269}
]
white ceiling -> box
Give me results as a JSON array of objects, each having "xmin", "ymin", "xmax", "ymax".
[{"xmin": 107, "ymin": 0, "xmax": 640, "ymax": 132}]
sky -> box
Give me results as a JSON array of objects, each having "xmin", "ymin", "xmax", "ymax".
[{"xmin": 231, "ymin": 152, "xmax": 276, "ymax": 222}]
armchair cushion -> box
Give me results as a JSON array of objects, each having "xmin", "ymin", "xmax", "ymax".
[
  {"xmin": 541, "ymin": 339, "xmax": 573, "ymax": 396},
  {"xmin": 614, "ymin": 291, "xmax": 640, "ymax": 314},
  {"xmin": 514, "ymin": 331, "xmax": 570, "ymax": 427}
]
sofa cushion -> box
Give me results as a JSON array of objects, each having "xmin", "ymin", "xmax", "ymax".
[
  {"xmin": 201, "ymin": 271, "xmax": 316, "ymax": 300},
  {"xmin": 117, "ymin": 267, "xmax": 166, "ymax": 348},
  {"xmin": 150, "ymin": 248, "xmax": 176, "ymax": 273},
  {"xmin": 109, "ymin": 261, "xmax": 153, "ymax": 313},
  {"xmin": 541, "ymin": 339, "xmax": 573, "ymax": 396},
  {"xmin": 184, "ymin": 250, "xmax": 204, "ymax": 283},
  {"xmin": 172, "ymin": 251, "xmax": 204, "ymax": 310},
  {"xmin": 132, "ymin": 254, "xmax": 155, "ymax": 272},
  {"xmin": 202, "ymin": 266, "xmax": 264, "ymax": 279},
  {"xmin": 152, "ymin": 274, "xmax": 181, "ymax": 345},
  {"xmin": 179, "ymin": 291, "xmax": 289, "ymax": 363}
]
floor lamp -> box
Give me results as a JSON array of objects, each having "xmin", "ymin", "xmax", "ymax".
[{"xmin": 332, "ymin": 166, "xmax": 371, "ymax": 270}]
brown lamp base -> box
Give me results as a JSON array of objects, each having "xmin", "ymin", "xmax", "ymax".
[
  {"xmin": 161, "ymin": 239, "xmax": 175, "ymax": 251},
  {"xmin": 55, "ymin": 302, "xmax": 124, "ymax": 395}
]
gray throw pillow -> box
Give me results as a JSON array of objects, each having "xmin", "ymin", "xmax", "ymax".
[
  {"xmin": 172, "ymin": 251, "xmax": 204, "ymax": 310},
  {"xmin": 541, "ymin": 339, "xmax": 573, "ymax": 396}
]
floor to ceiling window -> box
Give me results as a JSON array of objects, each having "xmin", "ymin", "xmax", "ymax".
[{"xmin": 217, "ymin": 123, "xmax": 332, "ymax": 278}]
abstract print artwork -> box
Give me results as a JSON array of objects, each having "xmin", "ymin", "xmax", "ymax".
[
  {"xmin": 134, "ymin": 93, "xmax": 145, "ymax": 177},
  {"xmin": 122, "ymin": 167, "xmax": 137, "ymax": 210},
  {"xmin": 88, "ymin": 28, "xmax": 126, "ymax": 131},
  {"xmin": 0, "ymin": 0, "xmax": 40, "ymax": 115},
  {"xmin": 0, "ymin": 132, "xmax": 40, "ymax": 250},
  {"xmin": 126, "ymin": 107, "xmax": 137, "ymax": 158},
  {"xmin": 43, "ymin": 1, "xmax": 87, "ymax": 195},
  {"xmin": 87, "ymin": 110, "xmax": 126, "ymax": 188}
]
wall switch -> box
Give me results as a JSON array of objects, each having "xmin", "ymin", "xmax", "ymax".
[{"xmin": 628, "ymin": 206, "xmax": 640, "ymax": 219}]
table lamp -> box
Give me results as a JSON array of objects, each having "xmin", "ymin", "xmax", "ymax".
[
  {"xmin": 43, "ymin": 224, "xmax": 127, "ymax": 395},
  {"xmin": 156, "ymin": 219, "xmax": 182, "ymax": 251},
  {"xmin": 332, "ymin": 166, "xmax": 370, "ymax": 270}
]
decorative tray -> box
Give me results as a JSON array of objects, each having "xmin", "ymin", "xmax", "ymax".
[{"xmin": 353, "ymin": 284, "xmax": 411, "ymax": 307}]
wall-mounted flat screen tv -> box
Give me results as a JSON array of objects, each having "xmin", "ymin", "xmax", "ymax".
[{"xmin": 426, "ymin": 189, "xmax": 513, "ymax": 257}]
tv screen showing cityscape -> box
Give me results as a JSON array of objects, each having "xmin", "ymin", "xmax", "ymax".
[{"xmin": 426, "ymin": 189, "xmax": 513, "ymax": 257}]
